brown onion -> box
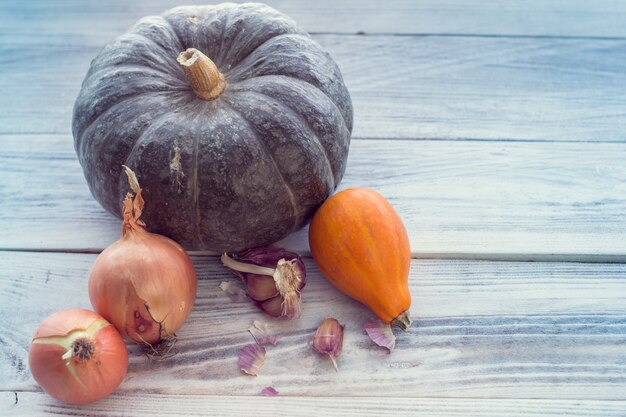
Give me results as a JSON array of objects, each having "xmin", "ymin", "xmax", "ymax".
[
  {"xmin": 29, "ymin": 308, "xmax": 128, "ymax": 404},
  {"xmin": 88, "ymin": 167, "xmax": 197, "ymax": 345}
]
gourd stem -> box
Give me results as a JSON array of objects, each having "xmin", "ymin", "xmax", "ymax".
[
  {"xmin": 391, "ymin": 310, "xmax": 412, "ymax": 332},
  {"xmin": 177, "ymin": 48, "xmax": 226, "ymax": 100}
]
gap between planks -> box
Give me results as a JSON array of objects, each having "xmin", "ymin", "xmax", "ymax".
[
  {"xmin": 3, "ymin": 392, "xmax": 626, "ymax": 417},
  {"xmin": 309, "ymin": 31, "xmax": 626, "ymax": 41},
  {"xmin": 5, "ymin": 0, "xmax": 626, "ymax": 37},
  {"xmin": 5, "ymin": 133, "xmax": 626, "ymax": 144},
  {"xmin": 3, "ymin": 136, "xmax": 626, "ymax": 261},
  {"xmin": 2, "ymin": 248, "xmax": 626, "ymax": 265}
]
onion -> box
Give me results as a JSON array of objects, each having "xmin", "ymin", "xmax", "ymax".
[
  {"xmin": 29, "ymin": 308, "xmax": 128, "ymax": 404},
  {"xmin": 88, "ymin": 167, "xmax": 197, "ymax": 345}
]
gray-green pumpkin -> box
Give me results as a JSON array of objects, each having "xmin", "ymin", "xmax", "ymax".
[{"xmin": 73, "ymin": 3, "xmax": 353, "ymax": 251}]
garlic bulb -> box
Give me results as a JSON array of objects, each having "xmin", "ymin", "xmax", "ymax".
[{"xmin": 221, "ymin": 247, "xmax": 306, "ymax": 319}]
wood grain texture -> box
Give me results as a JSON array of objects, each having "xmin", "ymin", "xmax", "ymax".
[
  {"xmin": 3, "ymin": 135, "xmax": 626, "ymax": 260},
  {"xmin": 3, "ymin": 392, "xmax": 626, "ymax": 417},
  {"xmin": 2, "ymin": 1, "xmax": 626, "ymax": 416},
  {"xmin": 2, "ymin": 252, "xmax": 625, "ymax": 401},
  {"xmin": 4, "ymin": 0, "xmax": 626, "ymax": 37},
  {"xmin": 3, "ymin": 31, "xmax": 626, "ymax": 140}
]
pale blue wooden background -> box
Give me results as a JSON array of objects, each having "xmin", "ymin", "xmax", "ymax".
[{"xmin": 1, "ymin": 1, "xmax": 625, "ymax": 416}]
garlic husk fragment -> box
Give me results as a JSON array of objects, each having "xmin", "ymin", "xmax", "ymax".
[
  {"xmin": 364, "ymin": 319, "xmax": 396, "ymax": 353},
  {"xmin": 239, "ymin": 343, "xmax": 266, "ymax": 376},
  {"xmin": 248, "ymin": 320, "xmax": 281, "ymax": 346},
  {"xmin": 260, "ymin": 386, "xmax": 279, "ymax": 396},
  {"xmin": 221, "ymin": 247, "xmax": 306, "ymax": 319},
  {"xmin": 219, "ymin": 281, "xmax": 245, "ymax": 302},
  {"xmin": 313, "ymin": 317, "xmax": 344, "ymax": 371}
]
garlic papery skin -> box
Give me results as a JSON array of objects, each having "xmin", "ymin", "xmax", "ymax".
[
  {"xmin": 313, "ymin": 317, "xmax": 344, "ymax": 371},
  {"xmin": 220, "ymin": 247, "xmax": 306, "ymax": 319},
  {"xmin": 248, "ymin": 320, "xmax": 281, "ymax": 346},
  {"xmin": 239, "ymin": 343, "xmax": 266, "ymax": 376},
  {"xmin": 260, "ymin": 387, "xmax": 279, "ymax": 396},
  {"xmin": 219, "ymin": 281, "xmax": 245, "ymax": 302},
  {"xmin": 364, "ymin": 319, "xmax": 396, "ymax": 353}
]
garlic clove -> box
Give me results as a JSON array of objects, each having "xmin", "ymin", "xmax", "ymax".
[
  {"xmin": 260, "ymin": 386, "xmax": 278, "ymax": 396},
  {"xmin": 238, "ymin": 343, "xmax": 266, "ymax": 376},
  {"xmin": 364, "ymin": 319, "xmax": 396, "ymax": 353},
  {"xmin": 259, "ymin": 296, "xmax": 283, "ymax": 317},
  {"xmin": 248, "ymin": 320, "xmax": 281, "ymax": 346},
  {"xmin": 245, "ymin": 275, "xmax": 280, "ymax": 301},
  {"xmin": 313, "ymin": 317, "xmax": 344, "ymax": 371}
]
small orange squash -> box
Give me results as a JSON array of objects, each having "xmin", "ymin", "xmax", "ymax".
[{"xmin": 308, "ymin": 188, "xmax": 412, "ymax": 330}]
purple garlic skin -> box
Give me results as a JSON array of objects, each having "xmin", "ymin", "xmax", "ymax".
[
  {"xmin": 221, "ymin": 246, "xmax": 306, "ymax": 318},
  {"xmin": 239, "ymin": 343, "xmax": 266, "ymax": 376},
  {"xmin": 260, "ymin": 386, "xmax": 279, "ymax": 396},
  {"xmin": 364, "ymin": 319, "xmax": 396, "ymax": 353},
  {"xmin": 235, "ymin": 246, "xmax": 305, "ymax": 268},
  {"xmin": 249, "ymin": 320, "xmax": 281, "ymax": 346}
]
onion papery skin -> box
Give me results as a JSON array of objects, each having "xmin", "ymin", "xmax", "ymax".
[
  {"xmin": 88, "ymin": 227, "xmax": 197, "ymax": 345},
  {"xmin": 29, "ymin": 308, "xmax": 128, "ymax": 405}
]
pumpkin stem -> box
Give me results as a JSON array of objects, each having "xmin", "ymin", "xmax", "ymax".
[
  {"xmin": 177, "ymin": 48, "xmax": 226, "ymax": 100},
  {"xmin": 391, "ymin": 310, "xmax": 412, "ymax": 332}
]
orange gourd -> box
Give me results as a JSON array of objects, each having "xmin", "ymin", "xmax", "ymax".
[{"xmin": 308, "ymin": 188, "xmax": 412, "ymax": 330}]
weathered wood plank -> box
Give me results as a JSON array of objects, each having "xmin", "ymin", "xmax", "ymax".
[
  {"xmin": 4, "ymin": 0, "xmax": 626, "ymax": 37},
  {"xmin": 3, "ymin": 392, "xmax": 626, "ymax": 417},
  {"xmin": 3, "ymin": 32, "xmax": 626, "ymax": 140},
  {"xmin": 2, "ymin": 135, "xmax": 626, "ymax": 260},
  {"xmin": 2, "ymin": 252, "xmax": 625, "ymax": 400}
]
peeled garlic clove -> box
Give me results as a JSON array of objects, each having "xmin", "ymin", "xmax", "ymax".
[
  {"xmin": 238, "ymin": 343, "xmax": 266, "ymax": 376},
  {"xmin": 364, "ymin": 319, "xmax": 396, "ymax": 353},
  {"xmin": 313, "ymin": 317, "xmax": 344, "ymax": 371},
  {"xmin": 221, "ymin": 247, "xmax": 306, "ymax": 319}
]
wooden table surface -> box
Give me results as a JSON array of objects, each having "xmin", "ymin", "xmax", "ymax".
[{"xmin": 2, "ymin": 1, "xmax": 626, "ymax": 416}]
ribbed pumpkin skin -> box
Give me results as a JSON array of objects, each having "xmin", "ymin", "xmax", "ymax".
[
  {"xmin": 308, "ymin": 188, "xmax": 411, "ymax": 323},
  {"xmin": 73, "ymin": 3, "xmax": 353, "ymax": 251}
]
